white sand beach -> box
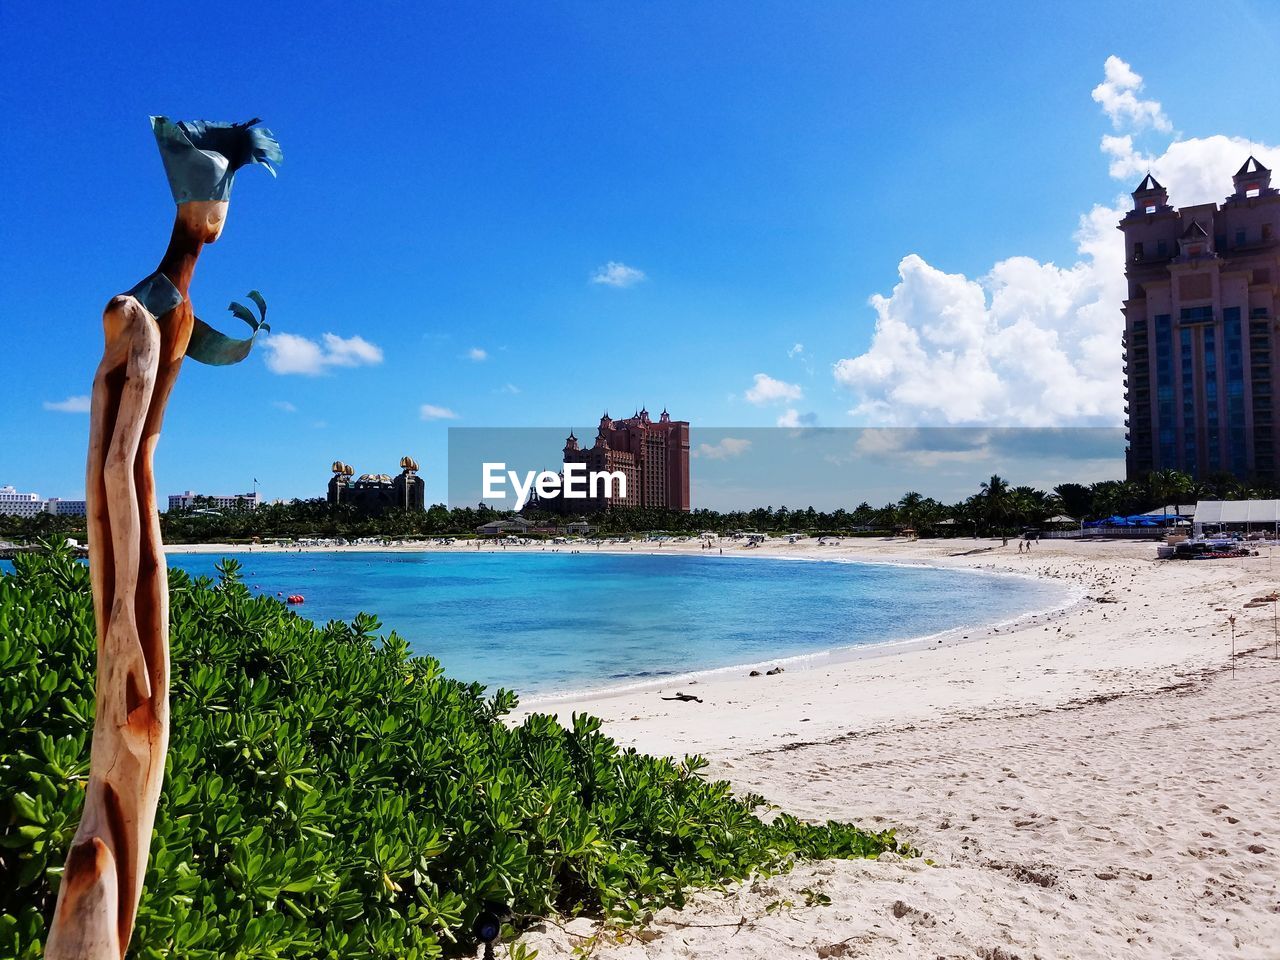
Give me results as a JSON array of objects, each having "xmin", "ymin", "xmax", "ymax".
[{"xmin": 169, "ymin": 537, "xmax": 1280, "ymax": 957}]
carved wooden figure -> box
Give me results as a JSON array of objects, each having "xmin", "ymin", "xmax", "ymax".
[{"xmin": 44, "ymin": 117, "xmax": 281, "ymax": 960}]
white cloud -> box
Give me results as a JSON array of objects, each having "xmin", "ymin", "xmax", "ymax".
[
  {"xmin": 272, "ymin": 400, "xmax": 297, "ymax": 413},
  {"xmin": 44, "ymin": 395, "xmax": 90, "ymax": 413},
  {"xmin": 693, "ymin": 437, "xmax": 753, "ymax": 460},
  {"xmin": 777, "ymin": 409, "xmax": 818, "ymax": 428},
  {"xmin": 499, "ymin": 383, "xmax": 521, "ymax": 395},
  {"xmin": 467, "ymin": 347, "xmax": 488, "ymax": 361},
  {"xmin": 832, "ymin": 56, "xmax": 1278, "ymax": 428},
  {"xmin": 262, "ymin": 332, "xmax": 384, "ymax": 376},
  {"xmin": 788, "ymin": 343, "xmax": 805, "ymax": 358},
  {"xmin": 1091, "ymin": 55, "xmax": 1171, "ymax": 132},
  {"xmin": 745, "ymin": 373, "xmax": 803, "ymax": 406},
  {"xmin": 591, "ymin": 261, "xmax": 646, "ymax": 287},
  {"xmin": 1101, "ymin": 133, "xmax": 1280, "ymax": 203},
  {"xmin": 420, "ymin": 404, "xmax": 459, "ymax": 421}
]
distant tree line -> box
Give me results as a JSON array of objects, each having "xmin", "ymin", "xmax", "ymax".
[{"xmin": 1, "ymin": 469, "xmax": 1271, "ymax": 545}]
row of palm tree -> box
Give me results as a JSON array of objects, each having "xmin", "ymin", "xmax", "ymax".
[{"xmin": 2, "ymin": 469, "xmax": 1267, "ymax": 544}]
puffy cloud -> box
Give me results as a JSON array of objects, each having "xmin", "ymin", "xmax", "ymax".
[
  {"xmin": 419, "ymin": 404, "xmax": 459, "ymax": 421},
  {"xmin": 777, "ymin": 409, "xmax": 818, "ymax": 428},
  {"xmin": 262, "ymin": 332, "xmax": 383, "ymax": 376},
  {"xmin": 788, "ymin": 343, "xmax": 805, "ymax": 358},
  {"xmin": 1102, "ymin": 133, "xmax": 1280, "ymax": 202},
  {"xmin": 591, "ymin": 261, "xmax": 646, "ymax": 287},
  {"xmin": 833, "ymin": 56, "xmax": 1278, "ymax": 428},
  {"xmin": 1091, "ymin": 55, "xmax": 1170, "ymax": 132},
  {"xmin": 693, "ymin": 437, "xmax": 752, "ymax": 459},
  {"xmin": 745, "ymin": 373, "xmax": 803, "ymax": 405},
  {"xmin": 43, "ymin": 395, "xmax": 90, "ymax": 413},
  {"xmin": 467, "ymin": 347, "xmax": 488, "ymax": 361}
]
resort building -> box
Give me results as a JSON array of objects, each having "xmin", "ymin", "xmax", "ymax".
[
  {"xmin": 550, "ymin": 407, "xmax": 691, "ymax": 513},
  {"xmin": 476, "ymin": 517, "xmax": 534, "ymax": 536},
  {"xmin": 1121, "ymin": 157, "xmax": 1280, "ymax": 481},
  {"xmin": 327, "ymin": 456, "xmax": 425, "ymax": 512},
  {"xmin": 45, "ymin": 498, "xmax": 87, "ymax": 517},
  {"xmin": 0, "ymin": 484, "xmax": 46, "ymax": 517},
  {"xmin": 167, "ymin": 490, "xmax": 262, "ymax": 512}
]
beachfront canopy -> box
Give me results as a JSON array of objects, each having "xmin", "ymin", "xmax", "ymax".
[
  {"xmin": 1084, "ymin": 514, "xmax": 1181, "ymax": 528},
  {"xmin": 1045, "ymin": 514, "xmax": 1076, "ymax": 525},
  {"xmin": 1194, "ymin": 499, "xmax": 1280, "ymax": 527}
]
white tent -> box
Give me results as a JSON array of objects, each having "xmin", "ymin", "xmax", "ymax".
[{"xmin": 1194, "ymin": 500, "xmax": 1280, "ymax": 532}]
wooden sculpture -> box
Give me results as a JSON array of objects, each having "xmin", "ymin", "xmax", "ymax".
[{"xmin": 44, "ymin": 117, "xmax": 281, "ymax": 960}]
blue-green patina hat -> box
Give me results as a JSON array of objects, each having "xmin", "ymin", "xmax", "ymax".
[{"xmin": 151, "ymin": 116, "xmax": 283, "ymax": 204}]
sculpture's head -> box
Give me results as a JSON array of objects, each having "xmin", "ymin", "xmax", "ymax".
[{"xmin": 151, "ymin": 116, "xmax": 282, "ymax": 242}]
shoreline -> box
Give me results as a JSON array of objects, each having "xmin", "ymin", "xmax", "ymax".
[
  {"xmin": 519, "ymin": 575, "xmax": 1085, "ymax": 708},
  {"xmin": 166, "ymin": 539, "xmax": 1085, "ymax": 706}
]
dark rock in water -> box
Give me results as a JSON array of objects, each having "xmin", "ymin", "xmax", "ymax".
[
  {"xmin": 749, "ymin": 670, "xmax": 762, "ymax": 677},
  {"xmin": 765, "ymin": 666, "xmax": 785, "ymax": 676}
]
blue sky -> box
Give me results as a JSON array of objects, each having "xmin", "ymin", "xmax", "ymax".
[{"xmin": 4, "ymin": 1, "xmax": 1279, "ymax": 507}]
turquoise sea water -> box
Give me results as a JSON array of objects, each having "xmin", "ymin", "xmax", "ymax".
[{"xmin": 167, "ymin": 551, "xmax": 1069, "ymax": 699}]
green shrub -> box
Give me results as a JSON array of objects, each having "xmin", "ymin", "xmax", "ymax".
[{"xmin": 0, "ymin": 545, "xmax": 909, "ymax": 959}]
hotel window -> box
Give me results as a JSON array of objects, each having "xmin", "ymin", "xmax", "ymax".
[
  {"xmin": 1181, "ymin": 305, "xmax": 1214, "ymax": 324},
  {"xmin": 1225, "ymin": 308, "xmax": 1246, "ymax": 477},
  {"xmin": 1155, "ymin": 315, "xmax": 1176, "ymax": 466},
  {"xmin": 1236, "ymin": 229, "xmax": 1247, "ymax": 247},
  {"xmin": 1157, "ymin": 239, "xmax": 1168, "ymax": 257},
  {"xmin": 1133, "ymin": 242, "xmax": 1144, "ymax": 261},
  {"xmin": 1265, "ymin": 224, "xmax": 1274, "ymax": 241},
  {"xmin": 1204, "ymin": 326, "xmax": 1221, "ymax": 472},
  {"xmin": 1180, "ymin": 327, "xmax": 1197, "ymax": 474}
]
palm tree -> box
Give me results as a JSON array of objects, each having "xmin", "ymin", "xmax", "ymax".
[
  {"xmin": 897, "ymin": 491, "xmax": 924, "ymax": 528},
  {"xmin": 1053, "ymin": 483, "xmax": 1093, "ymax": 522},
  {"xmin": 979, "ymin": 474, "xmax": 1011, "ymax": 533},
  {"xmin": 1145, "ymin": 469, "xmax": 1196, "ymax": 511}
]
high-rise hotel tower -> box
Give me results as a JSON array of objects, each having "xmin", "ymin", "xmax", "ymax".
[
  {"xmin": 1122, "ymin": 157, "xmax": 1280, "ymax": 481},
  {"xmin": 559, "ymin": 408, "xmax": 691, "ymax": 512}
]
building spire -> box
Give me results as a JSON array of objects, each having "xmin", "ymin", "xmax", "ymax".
[
  {"xmin": 1233, "ymin": 155, "xmax": 1273, "ymax": 197},
  {"xmin": 1134, "ymin": 171, "xmax": 1163, "ymax": 193}
]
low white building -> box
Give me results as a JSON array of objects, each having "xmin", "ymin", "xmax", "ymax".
[
  {"xmin": 167, "ymin": 490, "xmax": 262, "ymax": 512},
  {"xmin": 0, "ymin": 484, "xmax": 45, "ymax": 517},
  {"xmin": 45, "ymin": 498, "xmax": 88, "ymax": 517}
]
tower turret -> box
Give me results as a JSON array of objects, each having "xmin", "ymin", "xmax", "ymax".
[
  {"xmin": 1131, "ymin": 172, "xmax": 1170, "ymax": 214},
  {"xmin": 1233, "ymin": 156, "xmax": 1275, "ymax": 199}
]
